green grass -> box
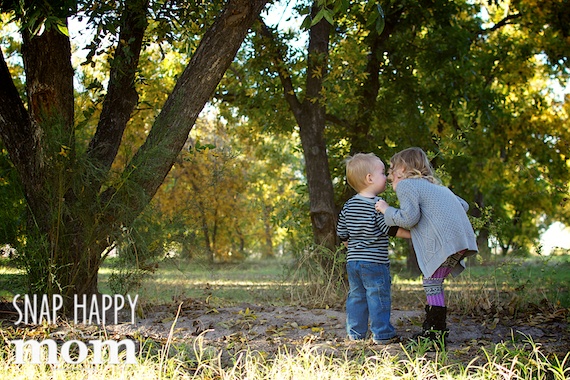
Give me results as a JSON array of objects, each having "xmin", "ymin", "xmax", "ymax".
[
  {"xmin": 451, "ymin": 255, "xmax": 570, "ymax": 313},
  {"xmin": 0, "ymin": 259, "xmax": 26, "ymax": 300},
  {"xmin": 98, "ymin": 257, "xmax": 294, "ymax": 306},
  {"xmin": 388, "ymin": 255, "xmax": 570, "ymax": 313}
]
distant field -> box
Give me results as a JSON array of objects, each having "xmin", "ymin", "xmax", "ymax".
[
  {"xmin": 3, "ymin": 255, "xmax": 569, "ymax": 311},
  {"xmin": 98, "ymin": 257, "xmax": 293, "ymax": 306}
]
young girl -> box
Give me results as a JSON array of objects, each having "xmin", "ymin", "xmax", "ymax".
[{"xmin": 375, "ymin": 147, "xmax": 478, "ymax": 345}]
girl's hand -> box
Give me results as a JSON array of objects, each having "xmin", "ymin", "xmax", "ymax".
[{"xmin": 375, "ymin": 199, "xmax": 389, "ymax": 213}]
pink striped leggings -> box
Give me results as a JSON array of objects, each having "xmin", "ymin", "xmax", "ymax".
[{"xmin": 422, "ymin": 251, "xmax": 466, "ymax": 307}]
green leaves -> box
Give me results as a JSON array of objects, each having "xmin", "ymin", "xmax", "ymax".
[
  {"xmin": 366, "ymin": 3, "xmax": 385, "ymax": 35},
  {"xmin": 302, "ymin": 0, "xmax": 384, "ymax": 34},
  {"xmin": 301, "ymin": 0, "xmax": 351, "ymax": 29},
  {"xmin": 1, "ymin": 0, "xmax": 75, "ymax": 37}
]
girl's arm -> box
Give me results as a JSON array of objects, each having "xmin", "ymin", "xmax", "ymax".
[
  {"xmin": 456, "ymin": 195, "xmax": 469, "ymax": 212},
  {"xmin": 383, "ymin": 181, "xmax": 422, "ymax": 229},
  {"xmin": 375, "ymin": 199, "xmax": 389, "ymax": 213}
]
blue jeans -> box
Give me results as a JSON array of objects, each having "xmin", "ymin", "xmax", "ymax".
[{"xmin": 346, "ymin": 261, "xmax": 395, "ymax": 342}]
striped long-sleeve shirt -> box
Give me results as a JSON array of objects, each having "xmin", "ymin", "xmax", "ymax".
[{"xmin": 337, "ymin": 194, "xmax": 399, "ymax": 264}]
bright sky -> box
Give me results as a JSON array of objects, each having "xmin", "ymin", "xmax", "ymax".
[{"xmin": 540, "ymin": 222, "xmax": 570, "ymax": 254}]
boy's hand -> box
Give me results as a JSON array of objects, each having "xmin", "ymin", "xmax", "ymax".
[{"xmin": 375, "ymin": 199, "xmax": 389, "ymax": 213}]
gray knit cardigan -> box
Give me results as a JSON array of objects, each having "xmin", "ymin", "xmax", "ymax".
[{"xmin": 383, "ymin": 178, "xmax": 478, "ymax": 277}]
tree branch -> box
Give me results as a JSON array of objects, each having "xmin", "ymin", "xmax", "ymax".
[
  {"xmin": 105, "ymin": 0, "xmax": 269, "ymax": 225},
  {"xmin": 87, "ymin": 0, "xmax": 149, "ymax": 183},
  {"xmin": 480, "ymin": 13, "xmax": 522, "ymax": 35},
  {"xmin": 256, "ymin": 18, "xmax": 302, "ymax": 115},
  {"xmin": 0, "ymin": 49, "xmax": 39, "ymax": 184}
]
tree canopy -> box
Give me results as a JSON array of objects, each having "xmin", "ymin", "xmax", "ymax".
[{"xmin": 0, "ymin": 0, "xmax": 569, "ymax": 300}]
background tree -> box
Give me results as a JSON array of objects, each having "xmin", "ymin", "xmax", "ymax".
[
  {"xmin": 154, "ymin": 115, "xmax": 304, "ymax": 262},
  {"xmin": 259, "ymin": 3, "xmax": 338, "ymax": 254},
  {"xmin": 326, "ymin": 0, "xmax": 569, "ymax": 258},
  {"xmin": 422, "ymin": 1, "xmax": 570, "ymax": 256},
  {"xmin": 216, "ymin": 1, "xmax": 340, "ymax": 270},
  {"xmin": 217, "ymin": 0, "xmax": 569, "ymax": 262}
]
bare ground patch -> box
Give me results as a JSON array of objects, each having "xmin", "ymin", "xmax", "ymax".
[
  {"xmin": 1, "ymin": 299, "xmax": 568, "ymax": 366},
  {"xmin": 104, "ymin": 299, "xmax": 570, "ymax": 363}
]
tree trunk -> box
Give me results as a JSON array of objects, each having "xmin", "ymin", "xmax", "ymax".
[
  {"xmin": 406, "ymin": 240, "xmax": 421, "ymax": 276},
  {"xmin": 329, "ymin": 7, "xmax": 405, "ymax": 204},
  {"xmin": 473, "ymin": 191, "xmax": 491, "ymax": 261},
  {"xmin": 297, "ymin": 114, "xmax": 337, "ymax": 252},
  {"xmin": 262, "ymin": 204, "xmax": 275, "ymax": 258},
  {"xmin": 258, "ymin": 5, "xmax": 337, "ymax": 253}
]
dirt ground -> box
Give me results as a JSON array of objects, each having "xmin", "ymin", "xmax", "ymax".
[
  {"xmin": 103, "ymin": 299, "xmax": 570, "ymax": 362},
  {"xmin": 2, "ymin": 299, "xmax": 568, "ymax": 365}
]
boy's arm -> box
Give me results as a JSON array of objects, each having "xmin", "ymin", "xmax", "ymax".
[
  {"xmin": 336, "ymin": 208, "xmax": 349, "ymax": 246},
  {"xmin": 386, "ymin": 226, "xmax": 410, "ymax": 238},
  {"xmin": 395, "ymin": 227, "xmax": 411, "ymax": 239}
]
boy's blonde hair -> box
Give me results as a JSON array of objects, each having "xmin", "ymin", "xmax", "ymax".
[
  {"xmin": 345, "ymin": 153, "xmax": 383, "ymax": 192},
  {"xmin": 389, "ymin": 147, "xmax": 440, "ymax": 184}
]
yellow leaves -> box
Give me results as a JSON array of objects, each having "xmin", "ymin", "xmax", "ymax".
[
  {"xmin": 278, "ymin": 68, "xmax": 290, "ymax": 79},
  {"xmin": 238, "ymin": 307, "xmax": 258, "ymax": 321},
  {"xmin": 297, "ymin": 322, "xmax": 326, "ymax": 333},
  {"xmin": 218, "ymin": 307, "xmax": 266, "ymax": 333},
  {"xmin": 266, "ymin": 325, "xmax": 287, "ymax": 337},
  {"xmin": 205, "ymin": 307, "xmax": 219, "ymax": 315},
  {"xmin": 454, "ymin": 344, "xmax": 473, "ymax": 355},
  {"xmin": 482, "ymin": 317, "xmax": 500, "ymax": 330},
  {"xmin": 58, "ymin": 145, "xmax": 71, "ymax": 158},
  {"xmin": 311, "ymin": 66, "xmax": 323, "ymax": 79},
  {"xmin": 161, "ymin": 314, "xmax": 176, "ymax": 323},
  {"xmin": 189, "ymin": 21, "xmax": 202, "ymax": 35},
  {"xmin": 224, "ymin": 331, "xmax": 249, "ymax": 349},
  {"xmin": 526, "ymin": 308, "xmax": 568, "ymax": 326}
]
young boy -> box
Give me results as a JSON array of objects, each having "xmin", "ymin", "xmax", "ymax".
[{"xmin": 337, "ymin": 153, "xmax": 410, "ymax": 344}]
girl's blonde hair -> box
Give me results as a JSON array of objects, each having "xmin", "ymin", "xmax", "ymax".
[
  {"xmin": 389, "ymin": 147, "xmax": 440, "ymax": 184},
  {"xmin": 345, "ymin": 153, "xmax": 383, "ymax": 192}
]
